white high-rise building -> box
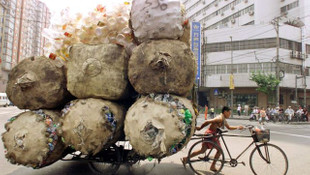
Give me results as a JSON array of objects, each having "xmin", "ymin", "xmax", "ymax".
[
  {"xmin": 182, "ymin": 0, "xmax": 310, "ymax": 109},
  {"xmin": 0, "ymin": 0, "xmax": 50, "ymax": 93}
]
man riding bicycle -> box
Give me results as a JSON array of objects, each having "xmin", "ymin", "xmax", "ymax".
[{"xmin": 181, "ymin": 106, "xmax": 244, "ymax": 172}]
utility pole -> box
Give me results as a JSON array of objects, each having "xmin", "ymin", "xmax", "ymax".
[
  {"xmin": 295, "ymin": 75, "xmax": 303, "ymax": 105},
  {"xmin": 301, "ymin": 27, "xmax": 307, "ymax": 107},
  {"xmin": 230, "ymin": 36, "xmax": 234, "ymax": 116},
  {"xmin": 304, "ymin": 70, "xmax": 307, "ymax": 107},
  {"xmin": 272, "ymin": 17, "xmax": 280, "ymax": 107}
]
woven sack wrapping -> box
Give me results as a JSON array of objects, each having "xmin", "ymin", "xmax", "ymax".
[
  {"xmin": 67, "ymin": 43, "xmax": 129, "ymax": 100},
  {"xmin": 6, "ymin": 56, "xmax": 69, "ymax": 110},
  {"xmin": 124, "ymin": 94, "xmax": 196, "ymax": 158},
  {"xmin": 130, "ymin": 0, "xmax": 188, "ymax": 44},
  {"xmin": 60, "ymin": 98, "xmax": 125, "ymax": 155},
  {"xmin": 2, "ymin": 110, "xmax": 65, "ymax": 168},
  {"xmin": 128, "ymin": 39, "xmax": 196, "ymax": 96}
]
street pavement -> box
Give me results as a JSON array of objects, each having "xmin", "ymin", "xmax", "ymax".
[{"xmin": 1, "ymin": 107, "xmax": 310, "ymax": 175}]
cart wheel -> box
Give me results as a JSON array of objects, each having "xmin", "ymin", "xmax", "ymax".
[{"xmin": 88, "ymin": 145, "xmax": 121, "ymax": 175}]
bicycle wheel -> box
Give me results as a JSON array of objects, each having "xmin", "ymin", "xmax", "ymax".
[
  {"xmin": 188, "ymin": 140, "xmax": 225, "ymax": 175},
  {"xmin": 250, "ymin": 143, "xmax": 288, "ymax": 175},
  {"xmin": 88, "ymin": 145, "xmax": 121, "ymax": 175}
]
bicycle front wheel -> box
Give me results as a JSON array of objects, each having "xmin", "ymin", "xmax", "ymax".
[
  {"xmin": 250, "ymin": 143, "xmax": 288, "ymax": 175},
  {"xmin": 188, "ymin": 140, "xmax": 225, "ymax": 175}
]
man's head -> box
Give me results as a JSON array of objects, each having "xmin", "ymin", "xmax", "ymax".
[{"xmin": 222, "ymin": 106, "xmax": 231, "ymax": 118}]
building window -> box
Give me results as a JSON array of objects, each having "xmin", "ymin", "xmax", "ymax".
[
  {"xmin": 306, "ymin": 44, "xmax": 310, "ymax": 54},
  {"xmin": 249, "ymin": 63, "xmax": 262, "ymax": 72},
  {"xmin": 281, "ymin": 0, "xmax": 299, "ymax": 13},
  {"xmin": 206, "ymin": 5, "xmax": 254, "ymax": 30},
  {"xmin": 238, "ymin": 64, "xmax": 248, "ymax": 73},
  {"xmin": 263, "ymin": 63, "xmax": 275, "ymax": 72},
  {"xmin": 206, "ymin": 38, "xmax": 277, "ymax": 52},
  {"xmin": 216, "ymin": 65, "xmax": 226, "ymax": 74},
  {"xmin": 229, "ymin": 94, "xmax": 258, "ymax": 108},
  {"xmin": 206, "ymin": 65, "xmax": 216, "ymax": 75}
]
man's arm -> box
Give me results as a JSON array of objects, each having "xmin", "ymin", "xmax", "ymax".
[
  {"xmin": 196, "ymin": 117, "xmax": 221, "ymax": 131},
  {"xmin": 225, "ymin": 123, "xmax": 244, "ymax": 130}
]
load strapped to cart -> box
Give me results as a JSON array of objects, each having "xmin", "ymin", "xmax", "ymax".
[
  {"xmin": 251, "ymin": 126, "xmax": 270, "ymax": 143},
  {"xmin": 2, "ymin": 0, "xmax": 198, "ymax": 173}
]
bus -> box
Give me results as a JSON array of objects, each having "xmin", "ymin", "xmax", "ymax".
[{"xmin": 0, "ymin": 93, "xmax": 10, "ymax": 107}]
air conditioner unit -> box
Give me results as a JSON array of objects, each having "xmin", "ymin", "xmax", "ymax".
[
  {"xmin": 215, "ymin": 3, "xmax": 218, "ymax": 7},
  {"xmin": 281, "ymin": 0, "xmax": 285, "ymax": 2},
  {"xmin": 249, "ymin": 11, "xmax": 254, "ymax": 16},
  {"xmin": 221, "ymin": 12, "xmax": 225, "ymax": 16},
  {"xmin": 244, "ymin": 0, "xmax": 248, "ymax": 3},
  {"xmin": 231, "ymin": 19, "xmax": 236, "ymax": 24},
  {"xmin": 203, "ymin": 1, "xmax": 206, "ymax": 5},
  {"xmin": 231, "ymin": 6, "xmax": 235, "ymax": 10},
  {"xmin": 291, "ymin": 51, "xmax": 300, "ymax": 58}
]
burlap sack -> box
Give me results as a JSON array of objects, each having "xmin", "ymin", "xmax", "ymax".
[
  {"xmin": 6, "ymin": 56, "xmax": 69, "ymax": 110},
  {"xmin": 130, "ymin": 0, "xmax": 188, "ymax": 44},
  {"xmin": 67, "ymin": 43, "xmax": 129, "ymax": 100},
  {"xmin": 60, "ymin": 98, "xmax": 125, "ymax": 155},
  {"xmin": 128, "ymin": 40, "xmax": 196, "ymax": 96},
  {"xmin": 2, "ymin": 110, "xmax": 65, "ymax": 168},
  {"xmin": 124, "ymin": 94, "xmax": 196, "ymax": 158}
]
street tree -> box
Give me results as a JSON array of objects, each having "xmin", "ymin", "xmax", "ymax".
[{"xmin": 250, "ymin": 71, "xmax": 280, "ymax": 105}]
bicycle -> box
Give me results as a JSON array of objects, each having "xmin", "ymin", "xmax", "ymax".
[{"xmin": 187, "ymin": 125, "xmax": 288, "ymax": 175}]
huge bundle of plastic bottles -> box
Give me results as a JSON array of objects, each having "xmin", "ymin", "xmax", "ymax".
[
  {"xmin": 43, "ymin": 2, "xmax": 132, "ymax": 62},
  {"xmin": 2, "ymin": 0, "xmax": 198, "ymax": 170}
]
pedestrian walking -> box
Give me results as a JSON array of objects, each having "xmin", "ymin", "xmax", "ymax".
[
  {"xmin": 259, "ymin": 107, "xmax": 266, "ymax": 125},
  {"xmin": 237, "ymin": 104, "xmax": 241, "ymax": 116},
  {"xmin": 204, "ymin": 105, "xmax": 208, "ymax": 120}
]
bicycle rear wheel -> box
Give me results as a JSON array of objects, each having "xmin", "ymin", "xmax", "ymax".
[
  {"xmin": 250, "ymin": 143, "xmax": 288, "ymax": 175},
  {"xmin": 188, "ymin": 140, "xmax": 224, "ymax": 175},
  {"xmin": 88, "ymin": 145, "xmax": 121, "ymax": 175}
]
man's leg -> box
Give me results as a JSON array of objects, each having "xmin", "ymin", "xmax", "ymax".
[
  {"xmin": 182, "ymin": 144, "xmax": 208, "ymax": 163},
  {"xmin": 210, "ymin": 148, "xmax": 221, "ymax": 171}
]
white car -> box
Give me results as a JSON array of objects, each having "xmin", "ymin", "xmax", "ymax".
[{"xmin": 0, "ymin": 93, "xmax": 10, "ymax": 107}]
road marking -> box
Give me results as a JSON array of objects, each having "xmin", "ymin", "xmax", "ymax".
[{"xmin": 271, "ymin": 131, "xmax": 310, "ymax": 139}]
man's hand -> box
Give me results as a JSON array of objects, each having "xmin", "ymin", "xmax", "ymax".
[
  {"xmin": 238, "ymin": 125, "xmax": 244, "ymax": 130},
  {"xmin": 196, "ymin": 126, "xmax": 202, "ymax": 131}
]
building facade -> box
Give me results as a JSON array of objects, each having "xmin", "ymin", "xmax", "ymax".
[
  {"xmin": 182, "ymin": 0, "xmax": 310, "ymax": 109},
  {"xmin": 0, "ymin": 0, "xmax": 50, "ymax": 92}
]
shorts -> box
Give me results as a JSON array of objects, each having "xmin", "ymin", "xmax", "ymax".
[{"xmin": 202, "ymin": 129, "xmax": 221, "ymax": 149}]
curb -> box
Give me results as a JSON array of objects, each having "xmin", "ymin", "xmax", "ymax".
[{"xmin": 227, "ymin": 118, "xmax": 310, "ymax": 125}]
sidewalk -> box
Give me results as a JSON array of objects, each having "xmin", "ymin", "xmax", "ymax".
[{"xmin": 210, "ymin": 114, "xmax": 310, "ymax": 125}]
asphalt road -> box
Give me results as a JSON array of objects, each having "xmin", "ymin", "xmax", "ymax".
[{"xmin": 1, "ymin": 107, "xmax": 309, "ymax": 175}]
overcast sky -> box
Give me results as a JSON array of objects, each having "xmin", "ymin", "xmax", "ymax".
[{"xmin": 39, "ymin": 0, "xmax": 130, "ymax": 15}]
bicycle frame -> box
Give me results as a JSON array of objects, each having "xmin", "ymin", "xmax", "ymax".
[
  {"xmin": 217, "ymin": 131, "xmax": 270, "ymax": 165},
  {"xmin": 189, "ymin": 129, "xmax": 288, "ymax": 175}
]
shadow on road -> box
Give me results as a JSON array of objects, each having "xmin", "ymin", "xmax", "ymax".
[{"xmin": 7, "ymin": 161, "xmax": 198, "ymax": 175}]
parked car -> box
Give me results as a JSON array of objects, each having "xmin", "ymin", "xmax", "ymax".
[{"xmin": 0, "ymin": 93, "xmax": 10, "ymax": 107}]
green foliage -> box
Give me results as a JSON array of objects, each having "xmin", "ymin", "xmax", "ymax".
[{"xmin": 250, "ymin": 71, "xmax": 280, "ymax": 95}]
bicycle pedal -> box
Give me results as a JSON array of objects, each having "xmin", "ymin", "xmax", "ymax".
[{"xmin": 240, "ymin": 161, "xmax": 246, "ymax": 166}]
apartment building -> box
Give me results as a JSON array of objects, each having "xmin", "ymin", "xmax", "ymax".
[
  {"xmin": 182, "ymin": 0, "xmax": 310, "ymax": 109},
  {"xmin": 0, "ymin": 0, "xmax": 50, "ymax": 92}
]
